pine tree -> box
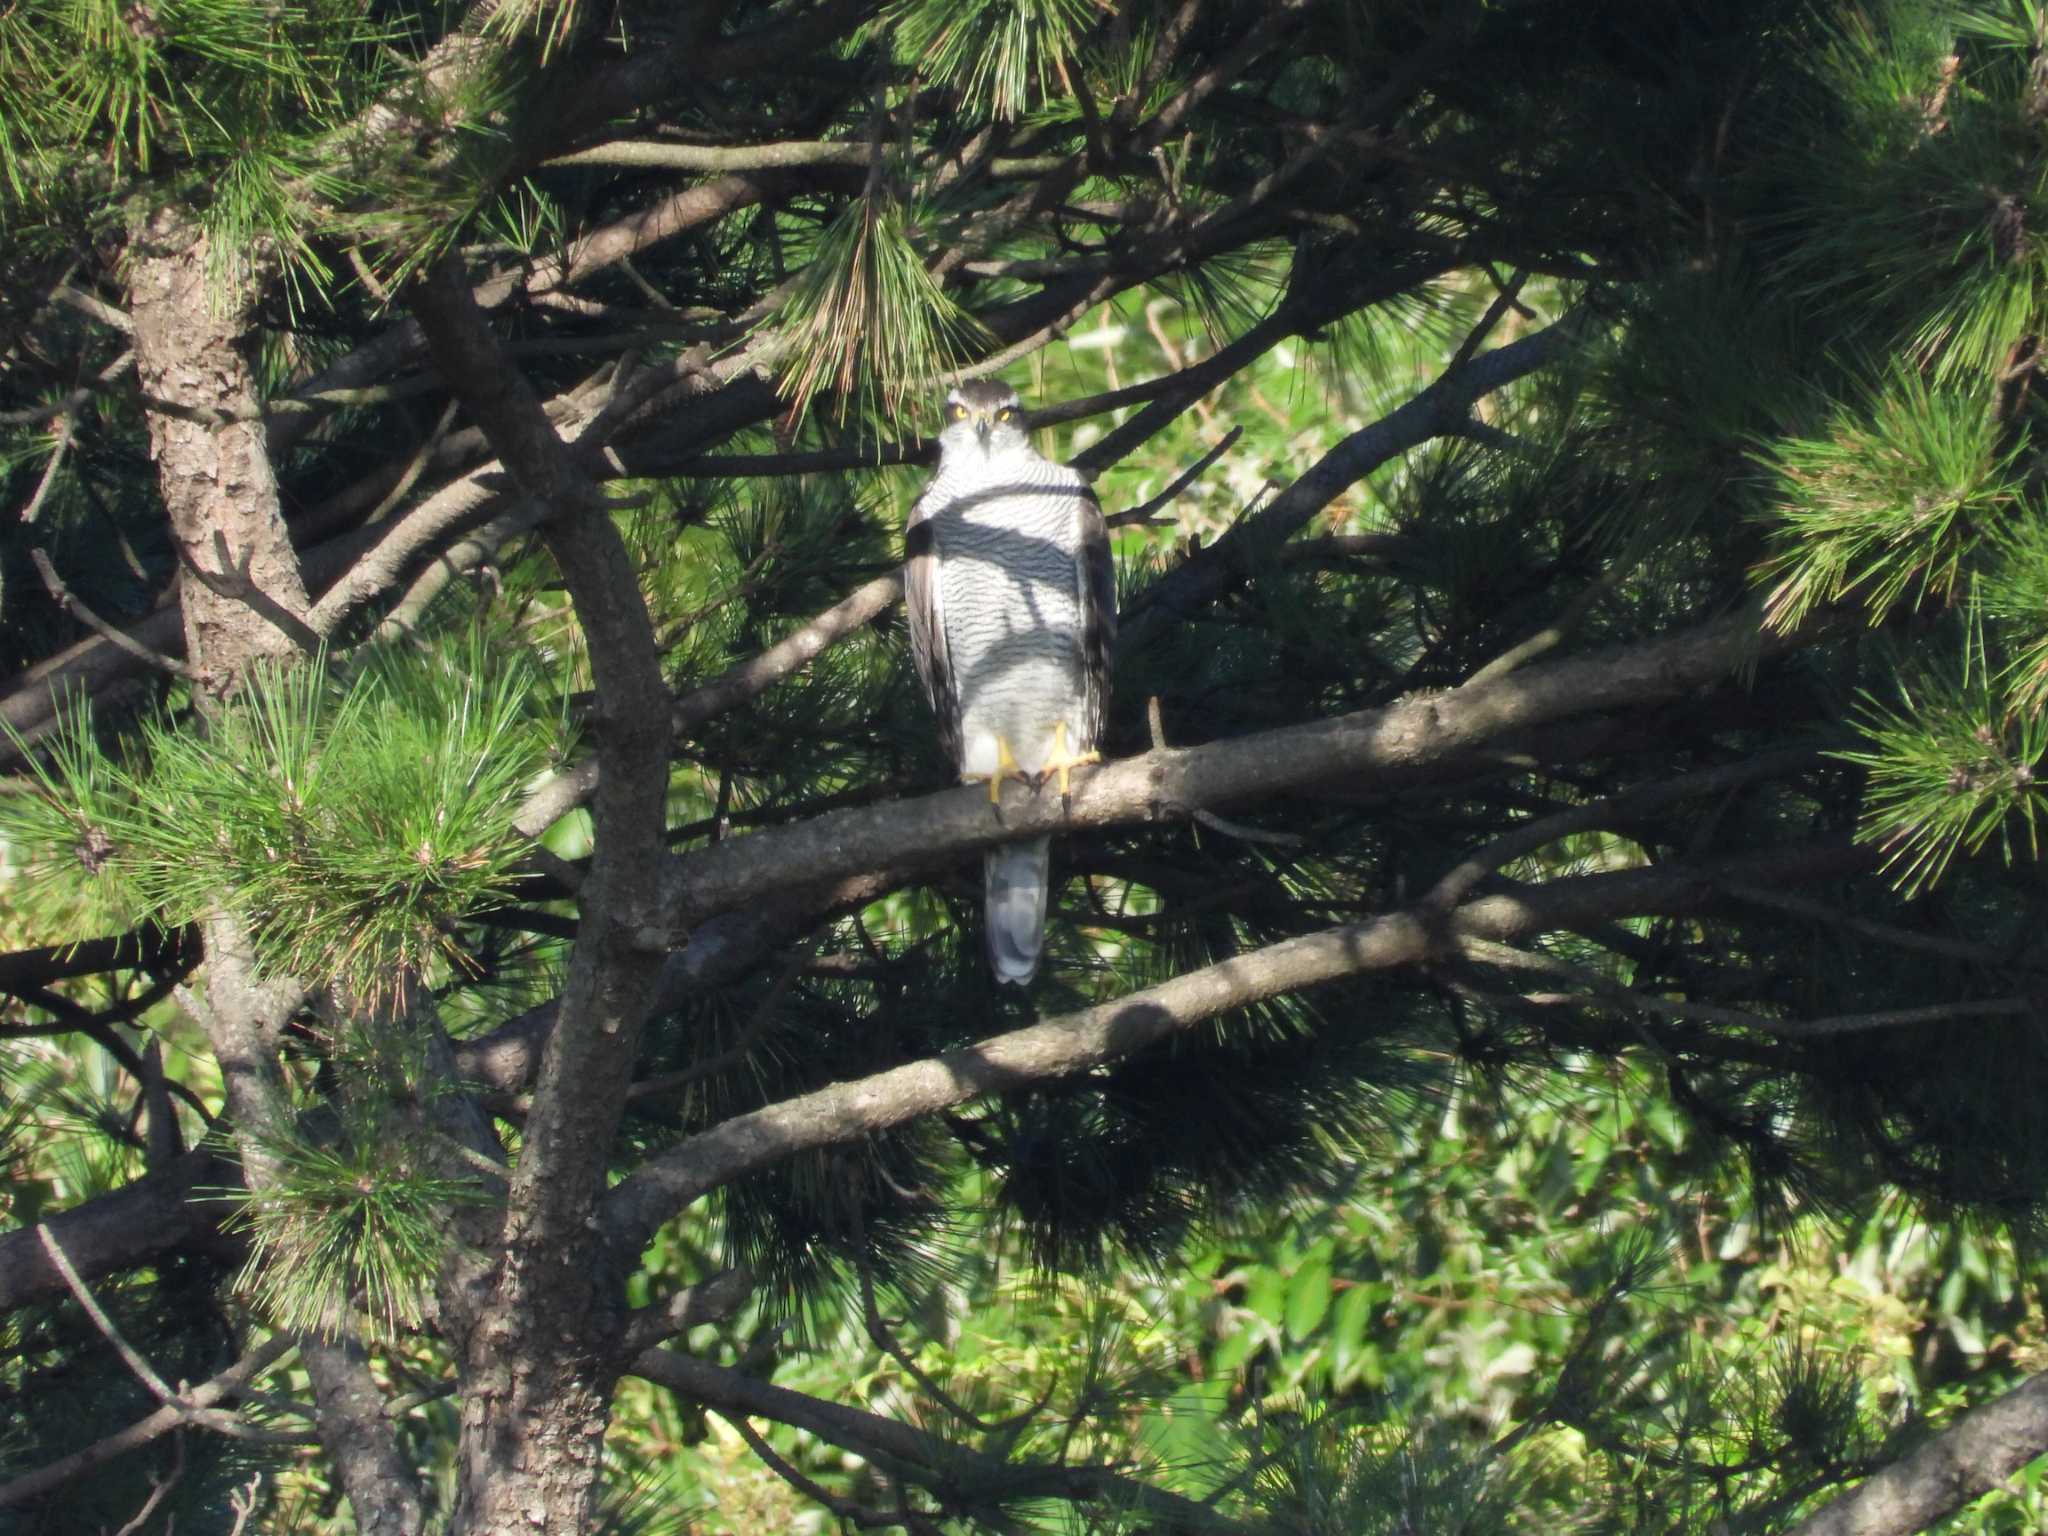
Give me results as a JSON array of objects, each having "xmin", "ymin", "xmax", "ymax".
[{"xmin": 3, "ymin": 2, "xmax": 2048, "ymax": 1532}]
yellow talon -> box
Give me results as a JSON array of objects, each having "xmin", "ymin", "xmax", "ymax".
[
  {"xmin": 1039, "ymin": 720, "xmax": 1101, "ymax": 797},
  {"xmin": 967, "ymin": 737, "xmax": 1029, "ymax": 804}
]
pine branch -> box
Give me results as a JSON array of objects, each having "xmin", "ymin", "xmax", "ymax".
[
  {"xmin": 658, "ymin": 605, "xmax": 1782, "ymax": 929},
  {"xmin": 1119, "ymin": 309, "xmax": 1587, "ymax": 652},
  {"xmin": 0, "ymin": 1338, "xmax": 301, "ymax": 1509},
  {"xmin": 28, "ymin": 549, "xmax": 199, "ymax": 680},
  {"xmin": 0, "ymin": 1150, "xmax": 236, "ymax": 1312},
  {"xmin": 545, "ymin": 139, "xmax": 870, "ymax": 171},
  {"xmin": 632, "ymin": 1347, "xmax": 1252, "ymax": 1535},
  {"xmin": 605, "ymin": 843, "xmax": 1872, "ymax": 1251},
  {"xmin": 1458, "ymin": 938, "xmax": 2032, "ymax": 1041},
  {"xmin": 1786, "ymin": 1369, "xmax": 2048, "ymax": 1536}
]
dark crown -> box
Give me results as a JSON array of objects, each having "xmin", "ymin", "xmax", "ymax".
[{"xmin": 947, "ymin": 379, "xmax": 1020, "ymax": 410}]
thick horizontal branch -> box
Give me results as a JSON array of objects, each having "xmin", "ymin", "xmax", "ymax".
[
  {"xmin": 608, "ymin": 841, "xmax": 1866, "ymax": 1251},
  {"xmin": 1787, "ymin": 1369, "xmax": 2048, "ymax": 1536},
  {"xmin": 0, "ymin": 1149, "xmax": 237, "ymax": 1313},
  {"xmin": 659, "ymin": 606, "xmax": 1779, "ymax": 928},
  {"xmin": 0, "ymin": 925, "xmax": 193, "ymax": 991},
  {"xmin": 545, "ymin": 139, "xmax": 869, "ymax": 171}
]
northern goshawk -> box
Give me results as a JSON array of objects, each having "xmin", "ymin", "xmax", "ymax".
[{"xmin": 905, "ymin": 379, "xmax": 1116, "ymax": 986}]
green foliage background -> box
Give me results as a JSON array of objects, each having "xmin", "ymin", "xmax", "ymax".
[{"xmin": 8, "ymin": 0, "xmax": 2048, "ymax": 1530}]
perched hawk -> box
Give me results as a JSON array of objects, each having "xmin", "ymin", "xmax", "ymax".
[{"xmin": 905, "ymin": 379, "xmax": 1116, "ymax": 986}]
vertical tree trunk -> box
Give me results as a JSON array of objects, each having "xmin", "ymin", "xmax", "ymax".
[
  {"xmin": 127, "ymin": 206, "xmax": 310, "ymax": 682},
  {"xmin": 129, "ymin": 206, "xmax": 428, "ymax": 1532},
  {"xmin": 452, "ymin": 1291, "xmax": 621, "ymax": 1536}
]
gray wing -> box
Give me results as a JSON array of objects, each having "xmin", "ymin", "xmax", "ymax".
[
  {"xmin": 1073, "ymin": 480, "xmax": 1116, "ymax": 751},
  {"xmin": 904, "ymin": 485, "xmax": 963, "ymax": 768}
]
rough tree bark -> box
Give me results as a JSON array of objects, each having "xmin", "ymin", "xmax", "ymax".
[
  {"xmin": 411, "ymin": 259, "xmax": 676, "ymax": 1536},
  {"xmin": 127, "ymin": 207, "xmax": 311, "ymax": 684},
  {"xmin": 128, "ymin": 207, "xmax": 430, "ymax": 1533}
]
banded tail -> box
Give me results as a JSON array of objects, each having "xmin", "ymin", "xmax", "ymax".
[{"xmin": 983, "ymin": 837, "xmax": 1051, "ymax": 986}]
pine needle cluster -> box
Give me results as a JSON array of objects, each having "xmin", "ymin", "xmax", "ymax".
[
  {"xmin": 224, "ymin": 1101, "xmax": 486, "ymax": 1337},
  {"xmin": 886, "ymin": 0, "xmax": 1104, "ymax": 120},
  {"xmin": 0, "ymin": 0, "xmax": 398, "ymax": 275},
  {"xmin": 1748, "ymin": 5, "xmax": 2048, "ymax": 899},
  {"xmin": 1755, "ymin": 369, "xmax": 2018, "ymax": 632},
  {"xmin": 0, "ymin": 638, "xmax": 564, "ymax": 1002},
  {"xmin": 775, "ymin": 191, "xmax": 986, "ymax": 424}
]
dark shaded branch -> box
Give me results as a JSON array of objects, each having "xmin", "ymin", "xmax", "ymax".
[
  {"xmin": 632, "ymin": 1348, "xmax": 1250, "ymax": 1535},
  {"xmin": 617, "ymin": 1267, "xmax": 756, "ymax": 1358},
  {"xmin": 0, "ymin": 926, "xmax": 195, "ymax": 992},
  {"xmin": 606, "ymin": 842, "xmax": 1869, "ymax": 1250},
  {"xmin": 0, "ymin": 1150, "xmax": 237, "ymax": 1313},
  {"xmin": 1120, "ymin": 311, "xmax": 1584, "ymax": 651},
  {"xmin": 0, "ymin": 1337, "xmax": 298, "ymax": 1509},
  {"xmin": 1458, "ymin": 938, "xmax": 2024, "ymax": 1041},
  {"xmin": 29, "ymin": 549, "xmax": 196, "ymax": 680},
  {"xmin": 1423, "ymin": 748, "xmax": 1825, "ymax": 910}
]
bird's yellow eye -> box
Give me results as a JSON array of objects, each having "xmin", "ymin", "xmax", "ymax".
[
  {"xmin": 995, "ymin": 407, "xmax": 1017, "ymax": 423},
  {"xmin": 944, "ymin": 402, "xmax": 969, "ymax": 422}
]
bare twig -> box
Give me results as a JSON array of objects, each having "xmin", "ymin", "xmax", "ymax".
[
  {"xmin": 1422, "ymin": 749, "xmax": 1821, "ymax": 911},
  {"xmin": 0, "ymin": 349, "xmax": 133, "ymax": 427},
  {"xmin": 36, "ymin": 1224, "xmax": 261, "ymax": 1437},
  {"xmin": 110, "ymin": 1426, "xmax": 183, "ymax": 1536},
  {"xmin": 1721, "ymin": 884, "xmax": 2033, "ymax": 969},
  {"xmin": 226, "ymin": 1472, "xmax": 264, "ymax": 1536},
  {"xmin": 1457, "ymin": 937, "xmax": 2034, "ymax": 1040},
  {"xmin": 715, "ymin": 1408, "xmax": 941, "ymax": 1534},
  {"xmin": 0, "ymin": 1337, "xmax": 298, "ymax": 1508},
  {"xmin": 1106, "ymin": 426, "xmax": 1242, "ymax": 528},
  {"xmin": 29, "ymin": 548, "xmax": 199, "ymax": 680},
  {"xmin": 16, "ymin": 414, "xmax": 72, "ymax": 525},
  {"xmin": 637, "ymin": 1348, "xmax": 1250, "ymax": 1534}
]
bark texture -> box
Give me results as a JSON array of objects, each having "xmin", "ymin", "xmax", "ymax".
[
  {"xmin": 129, "ymin": 207, "xmax": 426, "ymax": 1530},
  {"xmin": 410, "ymin": 257, "xmax": 675, "ymax": 1536},
  {"xmin": 128, "ymin": 206, "xmax": 311, "ymax": 682},
  {"xmin": 1788, "ymin": 1371, "xmax": 2048, "ymax": 1536}
]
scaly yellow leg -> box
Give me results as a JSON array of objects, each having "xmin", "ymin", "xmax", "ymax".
[
  {"xmin": 964, "ymin": 737, "xmax": 1028, "ymax": 804},
  {"xmin": 1038, "ymin": 720, "xmax": 1101, "ymax": 797}
]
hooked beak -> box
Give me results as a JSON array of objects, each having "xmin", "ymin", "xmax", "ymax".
[{"xmin": 973, "ymin": 414, "xmax": 992, "ymax": 449}]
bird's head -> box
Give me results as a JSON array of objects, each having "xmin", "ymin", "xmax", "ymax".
[{"xmin": 936, "ymin": 379, "xmax": 1029, "ymax": 461}]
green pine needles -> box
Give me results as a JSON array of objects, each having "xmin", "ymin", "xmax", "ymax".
[
  {"xmin": 887, "ymin": 0, "xmax": 1104, "ymax": 120},
  {"xmin": 0, "ymin": 0, "xmax": 397, "ymax": 265},
  {"xmin": 775, "ymin": 191, "xmax": 985, "ymax": 423},
  {"xmin": 1755, "ymin": 370, "xmax": 2017, "ymax": 633},
  {"xmin": 0, "ymin": 637, "xmax": 565, "ymax": 1003},
  {"xmin": 224, "ymin": 1101, "xmax": 486, "ymax": 1337},
  {"xmin": 1839, "ymin": 625, "xmax": 2048, "ymax": 895}
]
